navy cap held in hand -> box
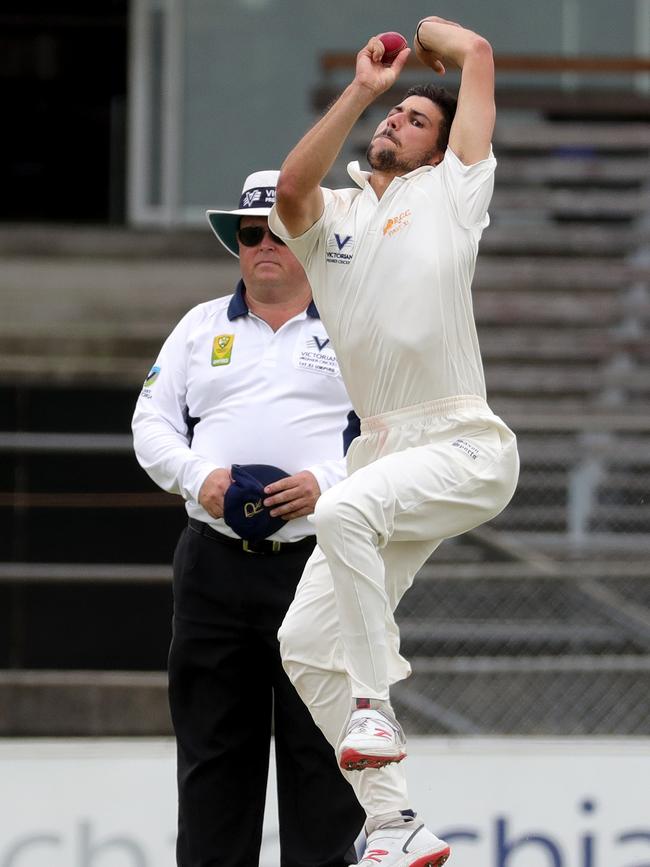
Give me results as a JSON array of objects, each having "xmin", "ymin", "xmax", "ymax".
[{"xmin": 223, "ymin": 464, "xmax": 290, "ymax": 542}]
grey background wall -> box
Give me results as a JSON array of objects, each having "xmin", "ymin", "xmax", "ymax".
[{"xmin": 173, "ymin": 0, "xmax": 645, "ymax": 214}]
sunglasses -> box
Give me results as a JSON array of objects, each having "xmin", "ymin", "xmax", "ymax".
[{"xmin": 237, "ymin": 226, "xmax": 286, "ymax": 247}]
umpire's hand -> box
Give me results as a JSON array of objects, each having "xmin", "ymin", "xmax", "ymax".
[
  {"xmin": 198, "ymin": 467, "xmax": 232, "ymax": 519},
  {"xmin": 263, "ymin": 471, "xmax": 321, "ymax": 521}
]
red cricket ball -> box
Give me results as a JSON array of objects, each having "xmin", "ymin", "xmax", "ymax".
[{"xmin": 378, "ymin": 31, "xmax": 408, "ymax": 66}]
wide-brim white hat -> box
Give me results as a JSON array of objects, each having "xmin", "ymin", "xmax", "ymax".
[{"xmin": 206, "ymin": 170, "xmax": 279, "ymax": 259}]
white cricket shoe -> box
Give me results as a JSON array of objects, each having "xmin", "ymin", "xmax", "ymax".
[
  {"xmin": 338, "ymin": 708, "xmax": 407, "ymax": 771},
  {"xmin": 358, "ymin": 822, "xmax": 450, "ymax": 867}
]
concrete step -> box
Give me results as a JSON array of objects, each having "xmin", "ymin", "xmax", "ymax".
[
  {"xmin": 0, "ymin": 224, "xmax": 226, "ymax": 259},
  {"xmin": 0, "ymin": 671, "xmax": 170, "ymax": 736}
]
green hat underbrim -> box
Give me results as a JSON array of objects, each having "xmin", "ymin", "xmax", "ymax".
[{"xmin": 206, "ymin": 207, "xmax": 273, "ymax": 259}]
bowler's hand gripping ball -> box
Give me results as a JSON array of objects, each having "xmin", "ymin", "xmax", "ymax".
[{"xmin": 378, "ymin": 31, "xmax": 408, "ymax": 66}]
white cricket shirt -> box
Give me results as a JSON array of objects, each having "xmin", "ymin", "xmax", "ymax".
[
  {"xmin": 269, "ymin": 147, "xmax": 496, "ymax": 418},
  {"xmin": 132, "ymin": 283, "xmax": 356, "ymax": 541}
]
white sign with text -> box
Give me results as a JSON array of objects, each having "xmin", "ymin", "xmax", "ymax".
[{"xmin": 0, "ymin": 737, "xmax": 648, "ymax": 867}]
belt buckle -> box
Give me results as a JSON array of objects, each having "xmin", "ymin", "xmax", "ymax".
[{"xmin": 242, "ymin": 539, "xmax": 282, "ymax": 554}]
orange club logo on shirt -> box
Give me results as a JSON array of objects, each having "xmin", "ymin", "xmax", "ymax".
[{"xmin": 383, "ymin": 209, "xmax": 412, "ymax": 237}]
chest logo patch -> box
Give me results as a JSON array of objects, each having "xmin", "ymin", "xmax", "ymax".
[
  {"xmin": 311, "ymin": 335, "xmax": 330, "ymax": 352},
  {"xmin": 294, "ymin": 334, "xmax": 340, "ymax": 377},
  {"xmin": 211, "ymin": 334, "xmax": 235, "ymax": 366},
  {"xmin": 383, "ymin": 209, "xmax": 412, "ymax": 237},
  {"xmin": 326, "ymin": 232, "xmax": 354, "ymax": 264}
]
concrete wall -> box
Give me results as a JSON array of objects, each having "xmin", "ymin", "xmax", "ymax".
[{"xmin": 130, "ymin": 0, "xmax": 649, "ymax": 222}]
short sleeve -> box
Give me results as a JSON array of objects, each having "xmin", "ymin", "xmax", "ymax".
[
  {"xmin": 269, "ymin": 188, "xmax": 338, "ymax": 271},
  {"xmin": 440, "ymin": 146, "xmax": 497, "ymax": 231}
]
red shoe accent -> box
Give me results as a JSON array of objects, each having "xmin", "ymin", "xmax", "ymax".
[
  {"xmin": 339, "ymin": 747, "xmax": 407, "ymax": 771},
  {"xmin": 408, "ymin": 847, "xmax": 451, "ymax": 867},
  {"xmin": 374, "ymin": 727, "xmax": 392, "ymax": 739},
  {"xmin": 364, "ymin": 849, "xmax": 389, "ymax": 863}
]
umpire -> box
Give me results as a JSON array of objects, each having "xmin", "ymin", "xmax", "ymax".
[{"xmin": 132, "ymin": 170, "xmax": 364, "ymax": 867}]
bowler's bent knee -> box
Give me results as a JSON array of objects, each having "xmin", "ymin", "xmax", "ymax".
[
  {"xmin": 311, "ymin": 487, "xmax": 341, "ymax": 537},
  {"xmin": 313, "ymin": 486, "xmax": 378, "ymax": 553}
]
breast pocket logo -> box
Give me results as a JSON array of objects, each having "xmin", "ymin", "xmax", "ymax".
[
  {"xmin": 294, "ymin": 334, "xmax": 340, "ymax": 376},
  {"xmin": 325, "ymin": 232, "xmax": 354, "ymax": 265},
  {"xmin": 211, "ymin": 334, "xmax": 235, "ymax": 366},
  {"xmin": 383, "ymin": 209, "xmax": 412, "ymax": 238}
]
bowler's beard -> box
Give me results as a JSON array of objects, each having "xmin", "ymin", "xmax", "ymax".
[
  {"xmin": 366, "ymin": 144, "xmax": 400, "ymax": 172},
  {"xmin": 366, "ymin": 138, "xmax": 440, "ymax": 173}
]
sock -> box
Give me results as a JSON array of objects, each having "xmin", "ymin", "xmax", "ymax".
[{"xmin": 354, "ymin": 697, "xmax": 392, "ymax": 713}]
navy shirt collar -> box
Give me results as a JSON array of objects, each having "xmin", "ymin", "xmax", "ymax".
[
  {"xmin": 227, "ymin": 280, "xmax": 320, "ymax": 320},
  {"xmin": 227, "ymin": 280, "xmax": 249, "ymax": 319}
]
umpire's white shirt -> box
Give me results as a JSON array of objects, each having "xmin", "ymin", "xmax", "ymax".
[
  {"xmin": 132, "ymin": 283, "xmax": 355, "ymax": 541},
  {"xmin": 269, "ymin": 147, "xmax": 496, "ymax": 419}
]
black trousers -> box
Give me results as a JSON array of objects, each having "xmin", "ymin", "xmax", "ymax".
[{"xmin": 168, "ymin": 524, "xmax": 365, "ymax": 867}]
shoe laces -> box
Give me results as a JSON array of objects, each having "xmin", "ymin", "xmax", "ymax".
[
  {"xmin": 348, "ymin": 715, "xmax": 374, "ymax": 735},
  {"xmin": 354, "ymin": 709, "xmax": 401, "ymax": 735}
]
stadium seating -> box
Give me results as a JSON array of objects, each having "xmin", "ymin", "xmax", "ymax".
[{"xmin": 0, "ymin": 74, "xmax": 648, "ymax": 736}]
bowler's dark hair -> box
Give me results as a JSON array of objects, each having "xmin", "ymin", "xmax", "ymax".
[{"xmin": 404, "ymin": 84, "xmax": 457, "ymax": 153}]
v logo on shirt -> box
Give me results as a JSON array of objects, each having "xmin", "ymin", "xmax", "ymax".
[
  {"xmin": 313, "ymin": 336, "xmax": 330, "ymax": 351},
  {"xmin": 335, "ymin": 233, "xmax": 352, "ymax": 250}
]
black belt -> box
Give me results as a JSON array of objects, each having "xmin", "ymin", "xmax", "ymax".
[{"xmin": 188, "ymin": 518, "xmax": 315, "ymax": 555}]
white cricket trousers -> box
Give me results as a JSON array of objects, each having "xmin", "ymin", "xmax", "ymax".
[{"xmin": 278, "ymin": 396, "xmax": 519, "ymax": 817}]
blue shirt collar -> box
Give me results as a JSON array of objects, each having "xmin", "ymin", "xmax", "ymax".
[
  {"xmin": 227, "ymin": 280, "xmax": 320, "ymax": 320},
  {"xmin": 227, "ymin": 280, "xmax": 249, "ymax": 319}
]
